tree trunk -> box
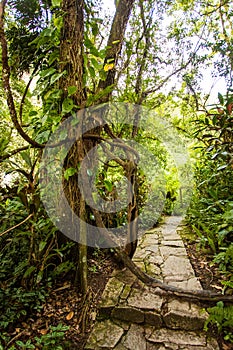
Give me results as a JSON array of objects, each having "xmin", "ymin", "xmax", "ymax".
[
  {"xmin": 59, "ymin": 0, "xmax": 136, "ymax": 293},
  {"xmin": 59, "ymin": 0, "xmax": 88, "ymax": 294},
  {"xmin": 59, "ymin": 0, "xmax": 86, "ymax": 107}
]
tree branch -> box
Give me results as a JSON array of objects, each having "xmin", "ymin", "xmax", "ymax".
[
  {"xmin": 0, "ymin": 146, "xmax": 29, "ymax": 162},
  {"xmin": 97, "ymin": 0, "xmax": 135, "ymax": 102},
  {"xmin": 0, "ymin": 0, "xmax": 43, "ymax": 148},
  {"xmin": 0, "ymin": 214, "xmax": 33, "ymax": 237}
]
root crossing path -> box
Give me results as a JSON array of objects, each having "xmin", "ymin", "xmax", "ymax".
[{"xmin": 85, "ymin": 216, "xmax": 219, "ymax": 350}]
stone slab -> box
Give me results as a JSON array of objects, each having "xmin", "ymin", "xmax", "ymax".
[
  {"xmin": 99, "ymin": 277, "xmax": 124, "ymax": 308},
  {"xmin": 141, "ymin": 236, "xmax": 159, "ymax": 247},
  {"xmin": 147, "ymin": 328, "xmax": 207, "ymax": 347},
  {"xmin": 160, "ymin": 246, "xmax": 187, "ymax": 259},
  {"xmin": 122, "ymin": 324, "xmax": 147, "ymax": 350},
  {"xmin": 161, "ymin": 256, "xmax": 194, "ymax": 279},
  {"xmin": 85, "ymin": 320, "xmax": 124, "ymax": 349},
  {"xmin": 147, "ymin": 254, "xmax": 164, "ymax": 266},
  {"xmin": 163, "ymin": 299, "xmax": 207, "ymax": 330},
  {"xmin": 112, "ymin": 268, "xmax": 137, "ymax": 285},
  {"xmin": 145, "ymin": 263, "xmax": 161, "ymax": 277},
  {"xmin": 145, "ymin": 311, "xmax": 163, "ymax": 327},
  {"xmin": 112, "ymin": 306, "xmax": 144, "ymax": 323},
  {"xmin": 161, "ymin": 240, "xmax": 185, "ymax": 247},
  {"xmin": 162, "ymin": 233, "xmax": 181, "ymax": 241},
  {"xmin": 164, "ymin": 277, "xmax": 202, "ymax": 290},
  {"xmin": 127, "ymin": 288, "xmax": 163, "ymax": 311}
]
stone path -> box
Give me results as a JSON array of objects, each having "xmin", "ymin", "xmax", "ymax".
[{"xmin": 85, "ymin": 216, "xmax": 219, "ymax": 350}]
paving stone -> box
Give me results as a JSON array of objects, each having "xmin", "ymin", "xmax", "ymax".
[
  {"xmin": 112, "ymin": 319, "xmax": 131, "ymax": 331},
  {"xmin": 122, "ymin": 324, "xmax": 147, "ymax": 350},
  {"xmin": 163, "ymin": 299, "xmax": 207, "ymax": 330},
  {"xmin": 145, "ymin": 263, "xmax": 161, "ymax": 277},
  {"xmin": 147, "ymin": 254, "xmax": 164, "ymax": 266},
  {"xmin": 147, "ymin": 328, "xmax": 207, "ymax": 347},
  {"xmin": 127, "ymin": 288, "xmax": 163, "ymax": 311},
  {"xmin": 162, "ymin": 233, "xmax": 181, "ymax": 241},
  {"xmin": 114, "ymin": 344, "xmax": 128, "ymax": 350},
  {"xmin": 162, "ymin": 256, "xmax": 194, "ymax": 280},
  {"xmin": 164, "ymin": 277, "xmax": 202, "ymax": 290},
  {"xmin": 179, "ymin": 340, "xmax": 220, "ymax": 350},
  {"xmin": 159, "ymin": 246, "xmax": 187, "ymax": 259},
  {"xmin": 141, "ymin": 236, "xmax": 159, "ymax": 247},
  {"xmin": 161, "ymin": 240, "xmax": 185, "ymax": 248},
  {"xmin": 147, "ymin": 344, "xmax": 166, "ymax": 350},
  {"xmin": 99, "ymin": 277, "xmax": 125, "ymax": 308},
  {"xmin": 133, "ymin": 248, "xmax": 147, "ymax": 260},
  {"xmin": 164, "ymin": 275, "xmax": 188, "ymax": 283},
  {"xmin": 145, "ymin": 245, "xmax": 159, "ymax": 254},
  {"xmin": 134, "ymin": 261, "xmax": 147, "ymax": 272},
  {"xmin": 84, "ymin": 320, "xmax": 124, "ymax": 349},
  {"xmin": 112, "ymin": 306, "xmax": 144, "ymax": 323},
  {"xmin": 113, "ymin": 268, "xmax": 137, "ymax": 285},
  {"xmin": 120, "ymin": 284, "xmax": 132, "ymax": 300},
  {"xmin": 145, "ymin": 311, "xmax": 163, "ymax": 327}
]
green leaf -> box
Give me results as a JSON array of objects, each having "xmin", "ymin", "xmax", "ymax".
[
  {"xmin": 68, "ymin": 86, "xmax": 78, "ymax": 96},
  {"xmin": 51, "ymin": 0, "xmax": 61, "ymax": 7},
  {"xmin": 85, "ymin": 37, "xmax": 93, "ymax": 49},
  {"xmin": 99, "ymin": 70, "xmax": 107, "ymax": 81},
  {"xmin": 104, "ymin": 180, "xmax": 113, "ymax": 192},
  {"xmin": 29, "ymin": 111, "xmax": 38, "ymax": 116},
  {"xmin": 20, "ymin": 151, "xmax": 32, "ymax": 167},
  {"xmin": 62, "ymin": 98, "xmax": 74, "ymax": 114},
  {"xmin": 64, "ymin": 167, "xmax": 77, "ymax": 180},
  {"xmin": 89, "ymin": 66, "xmax": 96, "ymax": 78},
  {"xmin": 36, "ymin": 130, "xmax": 50, "ymax": 143},
  {"xmin": 39, "ymin": 241, "xmax": 47, "ymax": 252},
  {"xmin": 91, "ymin": 57, "xmax": 101, "ymax": 70},
  {"xmin": 23, "ymin": 266, "xmax": 36, "ymax": 278},
  {"xmin": 218, "ymin": 92, "xmax": 224, "ymax": 105},
  {"xmin": 16, "ymin": 341, "xmax": 25, "ymax": 347},
  {"xmin": 50, "ymin": 71, "xmax": 66, "ymax": 85},
  {"xmin": 54, "ymin": 16, "xmax": 63, "ymax": 30},
  {"xmin": 36, "ymin": 270, "xmax": 43, "ymax": 284},
  {"xmin": 40, "ymin": 68, "xmax": 56, "ymax": 78}
]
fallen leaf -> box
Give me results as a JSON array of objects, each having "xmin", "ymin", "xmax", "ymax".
[
  {"xmin": 66, "ymin": 311, "xmax": 74, "ymax": 320},
  {"xmin": 39, "ymin": 329, "xmax": 48, "ymax": 335}
]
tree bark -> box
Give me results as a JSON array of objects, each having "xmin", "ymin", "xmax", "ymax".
[
  {"xmin": 59, "ymin": 0, "xmax": 86, "ymax": 107},
  {"xmin": 59, "ymin": 0, "xmax": 88, "ymax": 294},
  {"xmin": 97, "ymin": 0, "xmax": 135, "ymax": 102}
]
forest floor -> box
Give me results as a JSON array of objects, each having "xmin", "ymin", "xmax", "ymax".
[{"xmin": 5, "ymin": 221, "xmax": 231, "ymax": 350}]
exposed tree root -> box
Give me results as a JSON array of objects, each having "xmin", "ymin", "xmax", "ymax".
[{"xmin": 115, "ymin": 248, "xmax": 233, "ymax": 304}]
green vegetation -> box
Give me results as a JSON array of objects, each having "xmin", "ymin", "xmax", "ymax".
[{"xmin": 0, "ymin": 0, "xmax": 232, "ymax": 347}]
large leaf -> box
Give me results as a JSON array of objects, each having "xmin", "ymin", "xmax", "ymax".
[
  {"xmin": 20, "ymin": 151, "xmax": 32, "ymax": 167},
  {"xmin": 64, "ymin": 167, "xmax": 77, "ymax": 181},
  {"xmin": 40, "ymin": 68, "xmax": 56, "ymax": 78},
  {"xmin": 62, "ymin": 98, "xmax": 74, "ymax": 114}
]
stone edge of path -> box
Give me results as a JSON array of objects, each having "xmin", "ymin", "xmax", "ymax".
[{"xmin": 84, "ymin": 217, "xmax": 220, "ymax": 350}]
